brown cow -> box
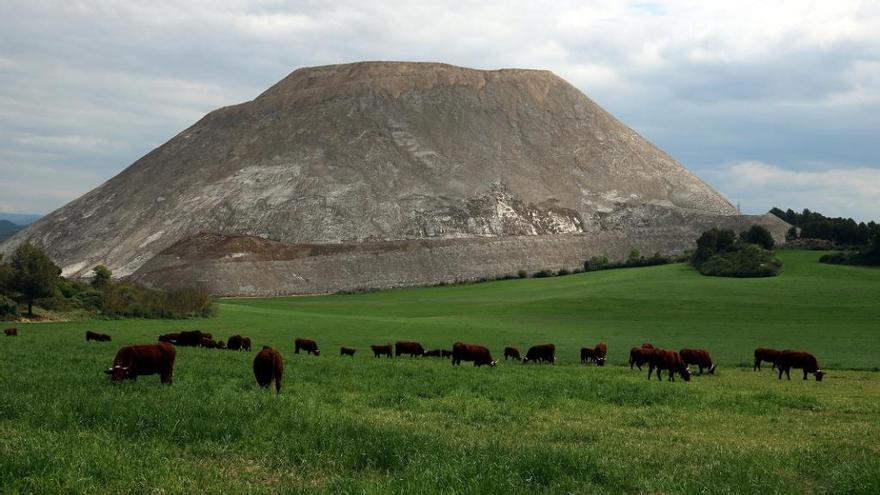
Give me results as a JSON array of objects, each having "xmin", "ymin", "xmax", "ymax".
[
  {"xmin": 754, "ymin": 348, "xmax": 783, "ymax": 371},
  {"xmin": 778, "ymin": 350, "xmax": 825, "ymax": 381},
  {"xmin": 371, "ymin": 344, "xmax": 393, "ymax": 358},
  {"xmin": 395, "ymin": 341, "xmax": 425, "ymax": 357},
  {"xmin": 593, "ymin": 342, "xmax": 607, "ymax": 366},
  {"xmin": 523, "ymin": 344, "xmax": 556, "ymax": 364},
  {"xmin": 158, "ymin": 332, "xmax": 180, "ymax": 344},
  {"xmin": 4, "ymin": 328, "xmax": 18, "ymax": 337},
  {"xmin": 629, "ymin": 346, "xmax": 655, "ymax": 371},
  {"xmin": 105, "ymin": 342, "xmax": 176, "ymax": 385},
  {"xmin": 227, "ymin": 335, "xmax": 252, "ymax": 351},
  {"xmin": 200, "ymin": 337, "xmax": 222, "ymax": 349},
  {"xmin": 294, "ymin": 338, "xmax": 320, "ymax": 356},
  {"xmin": 580, "ymin": 347, "xmax": 595, "ymax": 364},
  {"xmin": 504, "ymin": 346, "xmax": 521, "ymax": 361},
  {"xmin": 253, "ymin": 346, "xmax": 284, "ymax": 393},
  {"xmin": 647, "ymin": 349, "xmax": 691, "ymax": 382},
  {"xmin": 86, "ymin": 330, "xmax": 111, "ymax": 342},
  {"xmin": 172, "ymin": 330, "xmax": 203, "ymax": 347},
  {"xmin": 441, "ymin": 349, "xmax": 453, "ymax": 358},
  {"xmin": 424, "ymin": 349, "xmax": 445, "ymax": 357},
  {"xmin": 452, "ymin": 342, "xmax": 497, "ymax": 367},
  {"xmin": 679, "ymin": 348, "xmax": 716, "ymax": 375},
  {"xmin": 340, "ymin": 346, "xmax": 356, "ymax": 356}
]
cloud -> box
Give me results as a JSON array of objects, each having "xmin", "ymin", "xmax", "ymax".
[
  {"xmin": 0, "ymin": 0, "xmax": 878, "ymax": 219},
  {"xmin": 707, "ymin": 161, "xmax": 880, "ymax": 222}
]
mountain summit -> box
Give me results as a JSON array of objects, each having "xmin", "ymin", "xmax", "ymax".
[{"xmin": 2, "ymin": 62, "xmax": 785, "ymax": 294}]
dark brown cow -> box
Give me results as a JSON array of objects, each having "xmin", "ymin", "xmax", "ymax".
[
  {"xmin": 370, "ymin": 344, "xmax": 393, "ymax": 358},
  {"xmin": 629, "ymin": 346, "xmax": 655, "ymax": 371},
  {"xmin": 172, "ymin": 330, "xmax": 203, "ymax": 347},
  {"xmin": 523, "ymin": 344, "xmax": 556, "ymax": 364},
  {"xmin": 504, "ymin": 346, "xmax": 521, "ymax": 361},
  {"xmin": 294, "ymin": 338, "xmax": 320, "ymax": 356},
  {"xmin": 778, "ymin": 350, "xmax": 825, "ymax": 381},
  {"xmin": 424, "ymin": 349, "xmax": 446, "ymax": 357},
  {"xmin": 4, "ymin": 327, "xmax": 18, "ymax": 337},
  {"xmin": 227, "ymin": 335, "xmax": 252, "ymax": 351},
  {"xmin": 340, "ymin": 346, "xmax": 356, "ymax": 356},
  {"xmin": 580, "ymin": 347, "xmax": 595, "ymax": 364},
  {"xmin": 395, "ymin": 341, "xmax": 425, "ymax": 357},
  {"xmin": 105, "ymin": 342, "xmax": 176, "ymax": 385},
  {"xmin": 158, "ymin": 332, "xmax": 180, "ymax": 343},
  {"xmin": 86, "ymin": 330, "xmax": 111, "ymax": 342},
  {"xmin": 593, "ymin": 342, "xmax": 607, "ymax": 366},
  {"xmin": 679, "ymin": 348, "xmax": 716, "ymax": 375},
  {"xmin": 253, "ymin": 346, "xmax": 284, "ymax": 394},
  {"xmin": 754, "ymin": 347, "xmax": 783, "ymax": 371},
  {"xmin": 200, "ymin": 337, "xmax": 222, "ymax": 349},
  {"xmin": 647, "ymin": 349, "xmax": 691, "ymax": 382},
  {"xmin": 441, "ymin": 349, "xmax": 453, "ymax": 358},
  {"xmin": 451, "ymin": 342, "xmax": 497, "ymax": 367}
]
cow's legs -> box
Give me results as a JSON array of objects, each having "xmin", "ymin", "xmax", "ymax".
[
  {"xmin": 777, "ymin": 366, "xmax": 783, "ymax": 380},
  {"xmin": 647, "ymin": 365, "xmax": 654, "ymax": 380},
  {"xmin": 803, "ymin": 370, "xmax": 809, "ymax": 380}
]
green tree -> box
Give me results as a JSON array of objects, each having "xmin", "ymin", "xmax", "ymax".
[
  {"xmin": 92, "ymin": 265, "xmax": 112, "ymax": 289},
  {"xmin": 785, "ymin": 226, "xmax": 799, "ymax": 241},
  {"xmin": 9, "ymin": 244, "xmax": 60, "ymax": 316}
]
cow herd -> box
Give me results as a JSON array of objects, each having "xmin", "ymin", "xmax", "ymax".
[{"xmin": 3, "ymin": 327, "xmax": 828, "ymax": 390}]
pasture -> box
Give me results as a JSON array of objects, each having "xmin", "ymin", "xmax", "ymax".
[{"xmin": 1, "ymin": 250, "xmax": 879, "ymax": 493}]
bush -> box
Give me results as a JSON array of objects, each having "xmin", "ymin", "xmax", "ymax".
[
  {"xmin": 532, "ymin": 269, "xmax": 554, "ymax": 278},
  {"xmin": 584, "ymin": 256, "xmax": 609, "ymax": 272},
  {"xmin": 517, "ymin": 270, "xmax": 528, "ymax": 279},
  {"xmin": 101, "ymin": 283, "xmax": 216, "ymax": 319},
  {"xmin": 740, "ymin": 225, "xmax": 775, "ymax": 250},
  {"xmin": 697, "ymin": 244, "xmax": 783, "ymax": 278},
  {"xmin": 0, "ymin": 295, "xmax": 18, "ymax": 319},
  {"xmin": 557, "ymin": 268, "xmax": 570, "ymax": 276}
]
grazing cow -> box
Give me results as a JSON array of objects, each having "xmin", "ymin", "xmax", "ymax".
[
  {"xmin": 227, "ymin": 335, "xmax": 252, "ymax": 351},
  {"xmin": 778, "ymin": 350, "xmax": 825, "ymax": 381},
  {"xmin": 424, "ymin": 349, "xmax": 443, "ymax": 357},
  {"xmin": 647, "ymin": 349, "xmax": 691, "ymax": 382},
  {"xmin": 253, "ymin": 346, "xmax": 284, "ymax": 394},
  {"xmin": 199, "ymin": 337, "xmax": 223, "ymax": 349},
  {"xmin": 629, "ymin": 344, "xmax": 655, "ymax": 370},
  {"xmin": 370, "ymin": 344, "xmax": 393, "ymax": 358},
  {"xmin": 172, "ymin": 330, "xmax": 203, "ymax": 347},
  {"xmin": 294, "ymin": 338, "xmax": 320, "ymax": 356},
  {"xmin": 593, "ymin": 342, "xmax": 607, "ymax": 366},
  {"xmin": 580, "ymin": 347, "xmax": 595, "ymax": 364},
  {"xmin": 4, "ymin": 327, "xmax": 17, "ymax": 337},
  {"xmin": 86, "ymin": 330, "xmax": 112, "ymax": 342},
  {"xmin": 217, "ymin": 340, "xmax": 226, "ymax": 349},
  {"xmin": 395, "ymin": 341, "xmax": 425, "ymax": 357},
  {"xmin": 523, "ymin": 344, "xmax": 556, "ymax": 364},
  {"xmin": 105, "ymin": 342, "xmax": 176, "ymax": 385},
  {"xmin": 158, "ymin": 332, "xmax": 180, "ymax": 344},
  {"xmin": 680, "ymin": 348, "xmax": 716, "ymax": 375},
  {"xmin": 441, "ymin": 349, "xmax": 453, "ymax": 358},
  {"xmin": 754, "ymin": 348, "xmax": 783, "ymax": 371},
  {"xmin": 340, "ymin": 346, "xmax": 356, "ymax": 356},
  {"xmin": 504, "ymin": 346, "xmax": 521, "ymax": 361},
  {"xmin": 451, "ymin": 342, "xmax": 497, "ymax": 367}
]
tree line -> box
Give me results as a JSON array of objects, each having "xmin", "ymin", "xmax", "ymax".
[
  {"xmin": 0, "ymin": 244, "xmax": 215, "ymax": 320},
  {"xmin": 770, "ymin": 207, "xmax": 879, "ymax": 245}
]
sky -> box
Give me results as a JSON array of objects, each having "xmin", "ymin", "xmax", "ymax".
[{"xmin": 1, "ymin": 0, "xmax": 878, "ymax": 221}]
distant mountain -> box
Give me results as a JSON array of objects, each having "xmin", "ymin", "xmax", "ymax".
[
  {"xmin": 0, "ymin": 213, "xmax": 41, "ymax": 225},
  {"xmin": 0, "ymin": 220, "xmax": 24, "ymax": 242}
]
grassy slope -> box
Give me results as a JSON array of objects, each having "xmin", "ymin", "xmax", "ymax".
[{"xmin": 1, "ymin": 250, "xmax": 878, "ymax": 493}]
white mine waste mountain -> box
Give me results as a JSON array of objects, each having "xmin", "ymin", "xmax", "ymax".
[{"xmin": 2, "ymin": 62, "xmax": 786, "ymax": 295}]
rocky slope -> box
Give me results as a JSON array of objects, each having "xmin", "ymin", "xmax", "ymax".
[{"xmin": 1, "ymin": 61, "xmax": 786, "ymax": 294}]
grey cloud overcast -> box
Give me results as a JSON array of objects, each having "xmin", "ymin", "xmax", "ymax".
[{"xmin": 1, "ymin": 0, "xmax": 878, "ymax": 220}]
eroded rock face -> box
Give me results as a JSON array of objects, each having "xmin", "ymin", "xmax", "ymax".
[{"xmin": 1, "ymin": 61, "xmax": 779, "ymax": 294}]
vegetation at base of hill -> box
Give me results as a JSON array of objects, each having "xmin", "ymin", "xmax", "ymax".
[
  {"xmin": 691, "ymin": 226, "xmax": 782, "ymax": 277},
  {"xmin": 1, "ymin": 250, "xmax": 879, "ymax": 493},
  {"xmin": 584, "ymin": 249, "xmax": 681, "ymax": 272},
  {"xmin": 771, "ymin": 206, "xmax": 879, "ymax": 245},
  {"xmin": 820, "ymin": 233, "xmax": 880, "ymax": 267},
  {"xmin": 0, "ymin": 244, "xmax": 216, "ymax": 320}
]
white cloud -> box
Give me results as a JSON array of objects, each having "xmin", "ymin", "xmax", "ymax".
[{"xmin": 708, "ymin": 161, "xmax": 880, "ymax": 222}]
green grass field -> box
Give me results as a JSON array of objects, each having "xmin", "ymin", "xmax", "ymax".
[{"xmin": 1, "ymin": 250, "xmax": 879, "ymax": 493}]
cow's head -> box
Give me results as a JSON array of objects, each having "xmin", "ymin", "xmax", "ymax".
[
  {"xmin": 815, "ymin": 370, "xmax": 826, "ymax": 382},
  {"xmin": 709, "ymin": 364, "xmax": 717, "ymax": 375},
  {"xmin": 105, "ymin": 365, "xmax": 130, "ymax": 382},
  {"xmin": 596, "ymin": 357, "xmax": 606, "ymax": 367},
  {"xmin": 680, "ymin": 366, "xmax": 692, "ymax": 382},
  {"xmin": 313, "ymin": 349, "xmax": 321, "ymax": 356},
  {"xmin": 489, "ymin": 360, "xmax": 498, "ymax": 367}
]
